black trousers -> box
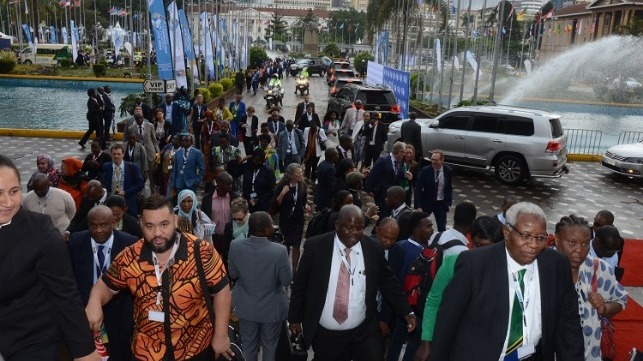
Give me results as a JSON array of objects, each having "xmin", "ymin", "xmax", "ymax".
[
  {"xmin": 304, "ymin": 155, "xmax": 320, "ymax": 182},
  {"xmin": 311, "ymin": 318, "xmax": 382, "ymax": 361},
  {"xmin": 192, "ymin": 123, "xmax": 203, "ymax": 150},
  {"xmin": 80, "ymin": 116, "xmax": 104, "ymax": 148},
  {"xmin": 363, "ymin": 144, "xmax": 382, "ymax": 168},
  {"xmin": 103, "ymin": 111, "xmax": 114, "ymax": 139}
]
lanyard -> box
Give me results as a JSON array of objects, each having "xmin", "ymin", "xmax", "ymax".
[
  {"xmin": 251, "ymin": 168, "xmax": 260, "ymax": 193},
  {"xmin": 337, "ymin": 243, "xmax": 356, "ymax": 276},
  {"xmin": 92, "ymin": 244, "xmax": 112, "ymax": 277},
  {"xmin": 37, "ymin": 189, "xmax": 51, "ymax": 213},
  {"xmin": 290, "ymin": 183, "xmax": 299, "ymax": 215},
  {"xmin": 152, "ymin": 235, "xmax": 180, "ymax": 306},
  {"xmin": 181, "ymin": 148, "xmax": 190, "ymax": 171}
]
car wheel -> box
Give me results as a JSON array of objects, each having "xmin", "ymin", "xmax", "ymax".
[
  {"xmin": 495, "ymin": 155, "xmax": 525, "ymax": 185},
  {"xmin": 24, "ymin": 60, "xmax": 32, "ymax": 65}
]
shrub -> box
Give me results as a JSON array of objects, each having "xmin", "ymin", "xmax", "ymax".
[
  {"xmin": 249, "ymin": 46, "xmax": 268, "ymax": 67},
  {"xmin": 209, "ymin": 82, "xmax": 224, "ymax": 98},
  {"xmin": 219, "ymin": 78, "xmax": 233, "ymax": 91},
  {"xmin": 353, "ymin": 51, "xmax": 374, "ymax": 69},
  {"xmin": 92, "ymin": 63, "xmax": 107, "ymax": 77},
  {"xmin": 0, "ymin": 50, "xmax": 17, "ymax": 74},
  {"xmin": 323, "ymin": 42, "xmax": 340, "ymax": 58},
  {"xmin": 199, "ymin": 88, "xmax": 211, "ymax": 102},
  {"xmin": 59, "ymin": 59, "xmax": 73, "ymax": 68}
]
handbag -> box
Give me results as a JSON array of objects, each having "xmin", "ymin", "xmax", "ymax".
[
  {"xmin": 194, "ymin": 239, "xmax": 245, "ymax": 361},
  {"xmin": 592, "ymin": 259, "xmax": 616, "ymax": 360},
  {"xmin": 318, "ymin": 134, "xmax": 327, "ymax": 151}
]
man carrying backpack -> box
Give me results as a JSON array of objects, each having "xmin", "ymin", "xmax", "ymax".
[
  {"xmin": 387, "ymin": 212, "xmax": 434, "ymax": 361},
  {"xmin": 427, "ymin": 201, "xmax": 477, "ymax": 257}
]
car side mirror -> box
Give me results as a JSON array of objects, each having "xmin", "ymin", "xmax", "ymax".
[{"xmin": 429, "ymin": 120, "xmax": 439, "ymax": 128}]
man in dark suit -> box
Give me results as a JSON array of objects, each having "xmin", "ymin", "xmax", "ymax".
[
  {"xmin": 98, "ymin": 86, "xmax": 115, "ymax": 141},
  {"xmin": 294, "ymin": 94, "xmax": 315, "ymax": 123},
  {"xmin": 336, "ymin": 135, "xmax": 354, "ymax": 162},
  {"xmin": 160, "ymin": 94, "xmax": 182, "ymax": 135},
  {"xmin": 427, "ymin": 202, "xmax": 584, "ymax": 361},
  {"xmin": 414, "ymin": 149, "xmax": 453, "ymax": 232},
  {"xmin": 365, "ymin": 142, "xmax": 411, "ymax": 218},
  {"xmin": 267, "ymin": 111, "xmax": 286, "ymax": 136},
  {"xmin": 102, "ymin": 143, "xmax": 145, "ymax": 216},
  {"xmin": 134, "ymin": 96, "xmax": 153, "ymax": 122},
  {"xmin": 400, "ymin": 112, "xmax": 423, "ymax": 162},
  {"xmin": 297, "ymin": 104, "xmax": 321, "ymax": 130},
  {"xmin": 242, "ymin": 148, "xmax": 276, "ymax": 213},
  {"xmin": 68, "ymin": 206, "xmax": 138, "ymax": 361},
  {"xmin": 362, "ymin": 112, "xmax": 388, "ymax": 168},
  {"xmin": 105, "ymin": 195, "xmax": 143, "ymax": 239},
  {"xmin": 65, "ymin": 180, "xmax": 108, "ymax": 238},
  {"xmin": 277, "ymin": 120, "xmax": 306, "ymax": 169},
  {"xmin": 314, "ymin": 148, "xmax": 339, "ymax": 211},
  {"xmin": 288, "ymin": 205, "xmax": 416, "ymax": 360},
  {"xmin": 229, "ymin": 93, "xmax": 246, "ymax": 137},
  {"xmin": 169, "ymin": 134, "xmax": 205, "ymax": 196},
  {"xmin": 373, "ymin": 218, "xmax": 406, "ymax": 339},
  {"xmin": 385, "ymin": 185, "xmax": 414, "ymax": 241}
]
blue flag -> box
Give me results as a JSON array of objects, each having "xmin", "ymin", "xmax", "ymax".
[
  {"xmin": 49, "ymin": 26, "xmax": 57, "ymax": 43},
  {"xmin": 22, "ymin": 24, "xmax": 32, "ymax": 45},
  {"xmin": 339, "ymin": 23, "xmax": 344, "ymax": 30},
  {"xmin": 148, "ymin": 0, "xmax": 174, "ymax": 81}
]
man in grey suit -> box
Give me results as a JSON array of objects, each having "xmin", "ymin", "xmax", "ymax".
[
  {"xmin": 228, "ymin": 211, "xmax": 292, "ymax": 361},
  {"xmin": 127, "ymin": 113, "xmax": 160, "ymax": 192},
  {"xmin": 277, "ymin": 119, "xmax": 305, "ymax": 169}
]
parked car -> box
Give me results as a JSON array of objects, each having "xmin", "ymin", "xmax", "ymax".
[
  {"xmin": 386, "ymin": 105, "xmax": 569, "ymax": 184},
  {"xmin": 329, "ymin": 77, "xmax": 363, "ymax": 96},
  {"xmin": 289, "ymin": 58, "xmax": 326, "ymax": 76},
  {"xmin": 327, "ymin": 84, "xmax": 402, "ymax": 125},
  {"xmin": 613, "ymin": 77, "xmax": 642, "ymax": 89},
  {"xmin": 601, "ymin": 140, "xmax": 643, "ymax": 178},
  {"xmin": 327, "ymin": 69, "xmax": 358, "ymax": 86}
]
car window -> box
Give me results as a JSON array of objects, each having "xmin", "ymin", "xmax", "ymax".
[
  {"xmin": 549, "ymin": 118, "xmax": 564, "ymax": 138},
  {"xmin": 439, "ymin": 115, "xmax": 469, "ymax": 130},
  {"xmin": 471, "ymin": 115, "xmax": 500, "ymax": 133},
  {"xmin": 500, "ymin": 116, "xmax": 534, "ymax": 136},
  {"xmin": 337, "ymin": 88, "xmax": 351, "ymax": 100},
  {"xmin": 357, "ymin": 91, "xmax": 396, "ymax": 104}
]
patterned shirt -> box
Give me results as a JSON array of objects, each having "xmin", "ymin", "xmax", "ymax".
[{"xmin": 103, "ymin": 233, "xmax": 228, "ymax": 360}]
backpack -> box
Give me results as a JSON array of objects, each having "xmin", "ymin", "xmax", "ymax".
[
  {"xmin": 402, "ymin": 232, "xmax": 463, "ymax": 314},
  {"xmin": 305, "ymin": 208, "xmax": 332, "ymax": 239}
]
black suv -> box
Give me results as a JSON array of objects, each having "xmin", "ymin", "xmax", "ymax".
[
  {"xmin": 289, "ymin": 58, "xmax": 326, "ymax": 76},
  {"xmin": 327, "ymin": 84, "xmax": 402, "ymax": 124}
]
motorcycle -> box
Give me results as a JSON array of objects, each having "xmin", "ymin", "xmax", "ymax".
[
  {"xmin": 264, "ymin": 85, "xmax": 284, "ymax": 108},
  {"xmin": 295, "ymin": 76, "xmax": 309, "ymax": 95}
]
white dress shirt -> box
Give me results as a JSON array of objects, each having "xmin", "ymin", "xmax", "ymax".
[
  {"xmin": 319, "ymin": 235, "xmax": 367, "ymax": 330},
  {"xmin": 501, "ymin": 249, "xmax": 542, "ymax": 359},
  {"xmin": 91, "ymin": 233, "xmax": 115, "ymax": 284},
  {"xmin": 435, "ymin": 166, "xmax": 445, "ymax": 201}
]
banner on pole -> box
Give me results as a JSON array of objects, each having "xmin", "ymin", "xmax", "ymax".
[
  {"xmin": 167, "ymin": 2, "xmax": 187, "ymax": 89},
  {"xmin": 366, "ymin": 61, "xmax": 410, "ymax": 118},
  {"xmin": 148, "ymin": 0, "xmax": 174, "ymax": 81}
]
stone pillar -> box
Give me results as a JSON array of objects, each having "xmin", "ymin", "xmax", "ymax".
[{"xmin": 303, "ymin": 29, "xmax": 319, "ymax": 55}]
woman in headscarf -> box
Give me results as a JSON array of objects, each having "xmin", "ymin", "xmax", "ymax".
[
  {"xmin": 58, "ymin": 157, "xmax": 89, "ymax": 209},
  {"xmin": 175, "ymin": 189, "xmax": 214, "ymax": 242},
  {"xmin": 27, "ymin": 153, "xmax": 62, "ymax": 191}
]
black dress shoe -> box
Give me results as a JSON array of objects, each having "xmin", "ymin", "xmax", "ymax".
[{"xmin": 78, "ymin": 142, "xmax": 85, "ymax": 149}]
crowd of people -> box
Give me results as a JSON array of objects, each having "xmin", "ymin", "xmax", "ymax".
[{"xmin": 0, "ymin": 85, "xmax": 632, "ymax": 361}]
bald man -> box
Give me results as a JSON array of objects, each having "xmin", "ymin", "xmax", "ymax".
[
  {"xmin": 288, "ymin": 205, "xmax": 415, "ymax": 360},
  {"xmin": 22, "ymin": 173, "xmax": 76, "ymax": 235},
  {"xmin": 68, "ymin": 205, "xmax": 138, "ymax": 361},
  {"xmin": 65, "ymin": 180, "xmax": 109, "ymax": 238}
]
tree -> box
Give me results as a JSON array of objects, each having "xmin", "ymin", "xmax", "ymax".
[
  {"xmin": 353, "ymin": 51, "xmax": 374, "ymax": 67},
  {"xmin": 327, "ymin": 8, "xmax": 367, "ymax": 44},
  {"xmin": 249, "ymin": 46, "xmax": 268, "ymax": 67},
  {"xmin": 266, "ymin": 12, "xmax": 288, "ymax": 42},
  {"xmin": 323, "ymin": 42, "xmax": 341, "ymax": 57},
  {"xmin": 367, "ymin": 0, "xmax": 448, "ymax": 42},
  {"xmin": 461, "ymin": 12, "xmax": 475, "ymax": 27},
  {"xmin": 615, "ymin": 16, "xmax": 643, "ymax": 36}
]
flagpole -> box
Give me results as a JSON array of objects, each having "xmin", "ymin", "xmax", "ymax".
[
  {"xmin": 471, "ymin": 0, "xmax": 487, "ymax": 103},
  {"xmin": 459, "ymin": 0, "xmax": 472, "ymax": 102},
  {"xmin": 488, "ymin": 0, "xmax": 505, "ymax": 103},
  {"xmin": 447, "ymin": 0, "xmax": 461, "ymax": 107},
  {"xmin": 506, "ymin": 5, "xmax": 514, "ymax": 65},
  {"xmin": 428, "ymin": 7, "xmax": 439, "ymax": 104}
]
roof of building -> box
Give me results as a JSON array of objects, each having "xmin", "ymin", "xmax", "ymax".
[
  {"xmin": 185, "ymin": 4, "xmax": 332, "ymax": 18},
  {"xmin": 554, "ymin": 3, "xmax": 591, "ymax": 17}
]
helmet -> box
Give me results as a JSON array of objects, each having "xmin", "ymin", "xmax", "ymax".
[{"xmin": 272, "ymin": 74, "xmax": 278, "ymax": 78}]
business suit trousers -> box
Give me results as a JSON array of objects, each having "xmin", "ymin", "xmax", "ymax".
[
  {"xmin": 238, "ymin": 319, "xmax": 282, "ymax": 361},
  {"xmin": 363, "ymin": 144, "xmax": 382, "ymax": 168},
  {"xmin": 386, "ymin": 317, "xmax": 422, "ymax": 361},
  {"xmin": 283, "ymin": 154, "xmax": 302, "ymax": 170},
  {"xmin": 426, "ymin": 200, "xmax": 448, "ymax": 232},
  {"xmin": 312, "ymin": 318, "xmax": 382, "ymax": 361}
]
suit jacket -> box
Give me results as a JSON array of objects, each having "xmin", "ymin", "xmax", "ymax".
[
  {"xmin": 314, "ymin": 160, "xmax": 336, "ymax": 210},
  {"xmin": 170, "ymin": 146, "xmax": 205, "ymax": 190},
  {"xmin": 102, "ymin": 162, "xmax": 144, "ymax": 216},
  {"xmin": 393, "ymin": 205, "xmax": 414, "ymax": 241},
  {"xmin": 295, "ymin": 101, "xmax": 315, "ymax": 122},
  {"xmin": 288, "ymin": 233, "xmax": 412, "ymax": 348},
  {"xmin": 400, "ymin": 120, "xmax": 423, "ymax": 160},
  {"xmin": 82, "ymin": 151, "xmax": 111, "ymax": 181},
  {"xmin": 161, "ymin": 101, "xmax": 183, "ymax": 132},
  {"xmin": 67, "ymin": 191, "xmax": 106, "ymax": 233},
  {"xmin": 378, "ymin": 242, "xmax": 407, "ymax": 325},
  {"xmin": 365, "ymin": 154, "xmax": 405, "ymax": 208},
  {"xmin": 277, "ymin": 128, "xmax": 305, "ymax": 160},
  {"xmin": 430, "ymin": 242, "xmax": 584, "ymax": 361},
  {"xmin": 127, "ymin": 121, "xmax": 160, "ymax": 162},
  {"xmin": 228, "ymin": 236, "xmax": 292, "ymax": 322},
  {"xmin": 68, "ymin": 230, "xmax": 138, "ymax": 361},
  {"xmin": 120, "ymin": 212, "xmax": 143, "ymax": 239},
  {"xmin": 210, "ymin": 131, "xmax": 240, "ymax": 148},
  {"xmin": 123, "ymin": 142, "xmax": 148, "ymax": 173},
  {"xmin": 362, "ymin": 120, "xmax": 388, "ymax": 150},
  {"xmin": 297, "ymin": 112, "xmax": 321, "ymax": 131},
  {"xmin": 414, "ymin": 165, "xmax": 453, "ymax": 212},
  {"xmin": 242, "ymin": 163, "xmax": 276, "ymax": 213},
  {"xmin": 229, "ymin": 101, "xmax": 246, "ymax": 124},
  {"xmin": 268, "ymin": 120, "xmax": 286, "ymax": 135}
]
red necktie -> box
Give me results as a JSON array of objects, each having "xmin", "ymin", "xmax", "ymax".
[{"xmin": 333, "ymin": 248, "xmax": 351, "ymax": 324}]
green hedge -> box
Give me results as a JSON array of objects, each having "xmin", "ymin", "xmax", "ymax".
[
  {"xmin": 0, "ymin": 50, "xmax": 17, "ymax": 74},
  {"xmin": 208, "ymin": 82, "xmax": 224, "ymax": 98},
  {"xmin": 199, "ymin": 88, "xmax": 212, "ymax": 103},
  {"xmin": 92, "ymin": 63, "xmax": 107, "ymax": 77},
  {"xmin": 219, "ymin": 78, "xmax": 233, "ymax": 91}
]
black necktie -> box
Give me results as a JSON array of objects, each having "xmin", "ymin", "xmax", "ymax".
[
  {"xmin": 97, "ymin": 245, "xmax": 105, "ymax": 275},
  {"xmin": 394, "ymin": 161, "xmax": 400, "ymax": 175},
  {"xmin": 139, "ymin": 125, "xmax": 143, "ymax": 136}
]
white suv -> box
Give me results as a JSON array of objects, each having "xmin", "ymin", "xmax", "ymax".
[{"xmin": 387, "ymin": 105, "xmax": 569, "ymax": 184}]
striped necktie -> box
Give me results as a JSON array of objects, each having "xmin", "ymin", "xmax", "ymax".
[{"xmin": 506, "ymin": 269, "xmax": 526, "ymax": 355}]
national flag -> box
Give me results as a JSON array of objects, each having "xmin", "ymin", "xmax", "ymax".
[
  {"xmin": 502, "ymin": 26, "xmax": 506, "ymax": 34},
  {"xmin": 577, "ymin": 19, "xmax": 582, "ymax": 35},
  {"xmin": 543, "ymin": 9, "xmax": 553, "ymax": 20},
  {"xmin": 450, "ymin": 5, "xmax": 456, "ymax": 14},
  {"xmin": 590, "ymin": 20, "xmax": 595, "ymax": 33},
  {"xmin": 566, "ymin": 24, "xmax": 572, "ymax": 32},
  {"xmin": 557, "ymin": 23, "xmax": 562, "ymax": 33},
  {"xmin": 517, "ymin": 9, "xmax": 525, "ymax": 21},
  {"xmin": 508, "ymin": 3, "xmax": 514, "ymax": 17},
  {"xmin": 339, "ymin": 22, "xmax": 344, "ymax": 30},
  {"xmin": 73, "ymin": 0, "xmax": 80, "ymax": 6},
  {"xmin": 536, "ymin": 11, "xmax": 542, "ymax": 23}
]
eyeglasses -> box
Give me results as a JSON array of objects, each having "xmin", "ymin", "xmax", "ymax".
[
  {"xmin": 506, "ymin": 222, "xmax": 549, "ymax": 243},
  {"xmin": 565, "ymin": 240, "xmax": 591, "ymax": 250},
  {"xmin": 232, "ymin": 217, "xmax": 246, "ymax": 222}
]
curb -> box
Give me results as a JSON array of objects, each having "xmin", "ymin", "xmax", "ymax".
[
  {"xmin": 0, "ymin": 74, "xmax": 144, "ymax": 83},
  {"xmin": 568, "ymin": 154, "xmax": 602, "ymax": 162},
  {"xmin": 0, "ymin": 128, "xmax": 124, "ymax": 140}
]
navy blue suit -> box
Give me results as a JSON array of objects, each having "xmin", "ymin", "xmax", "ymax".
[
  {"xmin": 314, "ymin": 159, "xmax": 336, "ymax": 210},
  {"xmin": 229, "ymin": 101, "xmax": 246, "ymax": 137},
  {"xmin": 68, "ymin": 230, "xmax": 138, "ymax": 361},
  {"xmin": 102, "ymin": 162, "xmax": 144, "ymax": 216},
  {"xmin": 242, "ymin": 163, "xmax": 276, "ymax": 213},
  {"xmin": 161, "ymin": 102, "xmax": 184, "ymax": 135},
  {"xmin": 414, "ymin": 165, "xmax": 453, "ymax": 232},
  {"xmin": 365, "ymin": 154, "xmax": 405, "ymax": 217},
  {"xmin": 378, "ymin": 242, "xmax": 407, "ymax": 329}
]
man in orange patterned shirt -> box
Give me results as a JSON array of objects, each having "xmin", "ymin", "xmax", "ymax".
[{"xmin": 85, "ymin": 195, "xmax": 235, "ymax": 360}]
